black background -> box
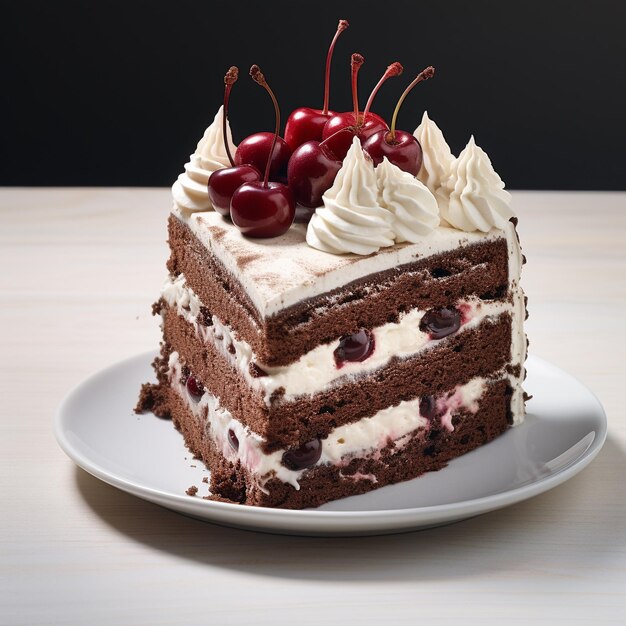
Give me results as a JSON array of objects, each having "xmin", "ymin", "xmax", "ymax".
[{"xmin": 3, "ymin": 0, "xmax": 625, "ymax": 189}]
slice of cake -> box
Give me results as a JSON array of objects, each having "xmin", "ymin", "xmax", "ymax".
[
  {"xmin": 137, "ymin": 141, "xmax": 526, "ymax": 509},
  {"xmin": 136, "ymin": 48, "xmax": 527, "ymax": 509}
]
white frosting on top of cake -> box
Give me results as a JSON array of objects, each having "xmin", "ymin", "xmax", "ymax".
[
  {"xmin": 171, "ymin": 105, "xmax": 237, "ymax": 213},
  {"xmin": 414, "ymin": 111, "xmax": 455, "ymax": 196},
  {"xmin": 376, "ymin": 157, "xmax": 440, "ymax": 241},
  {"xmin": 306, "ymin": 137, "xmax": 395, "ymax": 255},
  {"xmin": 173, "ymin": 206, "xmax": 505, "ymax": 319},
  {"xmin": 440, "ymin": 136, "xmax": 515, "ymax": 232}
]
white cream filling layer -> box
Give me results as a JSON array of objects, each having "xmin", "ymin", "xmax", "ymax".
[
  {"xmin": 168, "ymin": 351, "xmax": 491, "ymax": 491},
  {"xmin": 162, "ymin": 273, "xmax": 514, "ymax": 403}
]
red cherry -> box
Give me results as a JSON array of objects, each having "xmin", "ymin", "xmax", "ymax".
[
  {"xmin": 363, "ymin": 130, "xmax": 423, "ymax": 175},
  {"xmin": 206, "ymin": 67, "xmax": 262, "ymax": 215},
  {"xmin": 333, "ymin": 329, "xmax": 375, "ymax": 368},
  {"xmin": 321, "ymin": 56, "xmax": 401, "ymax": 160},
  {"xmin": 186, "ymin": 375, "xmax": 204, "ymax": 401},
  {"xmin": 284, "ymin": 20, "xmax": 349, "ymax": 150},
  {"xmin": 322, "ymin": 111, "xmax": 387, "ymax": 161},
  {"xmin": 227, "ymin": 428, "xmax": 239, "ymax": 452},
  {"xmin": 230, "ymin": 66, "xmax": 296, "ymax": 238},
  {"xmin": 285, "ymin": 108, "xmax": 333, "ymax": 151},
  {"xmin": 363, "ymin": 66, "xmax": 435, "ymax": 175},
  {"xmin": 287, "ymin": 138, "xmax": 342, "ymax": 208},
  {"xmin": 230, "ymin": 181, "xmax": 295, "ymax": 238},
  {"xmin": 207, "ymin": 165, "xmax": 261, "ymax": 216},
  {"xmin": 419, "ymin": 306, "xmax": 461, "ymax": 339},
  {"xmin": 234, "ymin": 132, "xmax": 292, "ymax": 181},
  {"xmin": 282, "ymin": 439, "xmax": 323, "ymax": 470},
  {"xmin": 419, "ymin": 395, "xmax": 438, "ymax": 421}
]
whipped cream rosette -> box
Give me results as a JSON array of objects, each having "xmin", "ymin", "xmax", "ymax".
[
  {"xmin": 171, "ymin": 105, "xmax": 237, "ymax": 213},
  {"xmin": 414, "ymin": 111, "xmax": 455, "ymax": 196},
  {"xmin": 376, "ymin": 157, "xmax": 439, "ymax": 242},
  {"xmin": 441, "ymin": 136, "xmax": 514, "ymax": 232},
  {"xmin": 306, "ymin": 137, "xmax": 395, "ymax": 255}
]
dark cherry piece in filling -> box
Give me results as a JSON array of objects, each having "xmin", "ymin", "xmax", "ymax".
[
  {"xmin": 334, "ymin": 329, "xmax": 375, "ymax": 368},
  {"xmin": 281, "ymin": 438, "xmax": 323, "ymax": 471},
  {"xmin": 419, "ymin": 307, "xmax": 461, "ymax": 339},
  {"xmin": 227, "ymin": 428, "xmax": 239, "ymax": 452},
  {"xmin": 419, "ymin": 395, "xmax": 437, "ymax": 420},
  {"xmin": 199, "ymin": 306, "xmax": 213, "ymax": 327},
  {"xmin": 186, "ymin": 375, "xmax": 204, "ymax": 401}
]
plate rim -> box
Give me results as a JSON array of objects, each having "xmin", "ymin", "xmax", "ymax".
[{"xmin": 54, "ymin": 351, "xmax": 608, "ymax": 527}]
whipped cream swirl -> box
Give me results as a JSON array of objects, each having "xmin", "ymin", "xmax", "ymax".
[
  {"xmin": 376, "ymin": 157, "xmax": 440, "ymax": 241},
  {"xmin": 306, "ymin": 137, "xmax": 394, "ymax": 255},
  {"xmin": 171, "ymin": 105, "xmax": 237, "ymax": 213},
  {"xmin": 440, "ymin": 136, "xmax": 514, "ymax": 232},
  {"xmin": 414, "ymin": 111, "xmax": 455, "ymax": 196}
]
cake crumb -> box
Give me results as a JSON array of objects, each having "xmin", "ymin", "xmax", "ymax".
[
  {"xmin": 186, "ymin": 485, "xmax": 198, "ymax": 496},
  {"xmin": 202, "ymin": 477, "xmax": 209, "ymax": 484},
  {"xmin": 204, "ymin": 494, "xmax": 239, "ymax": 504}
]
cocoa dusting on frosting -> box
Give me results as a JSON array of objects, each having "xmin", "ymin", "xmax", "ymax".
[
  {"xmin": 236, "ymin": 253, "xmax": 262, "ymax": 269},
  {"xmin": 206, "ymin": 224, "xmax": 227, "ymax": 240}
]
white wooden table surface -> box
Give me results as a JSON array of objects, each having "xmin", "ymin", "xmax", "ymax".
[{"xmin": 1, "ymin": 188, "xmax": 625, "ymax": 625}]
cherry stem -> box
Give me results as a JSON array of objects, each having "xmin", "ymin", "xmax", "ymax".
[
  {"xmin": 250, "ymin": 65, "xmax": 280, "ymax": 187},
  {"xmin": 363, "ymin": 62, "xmax": 403, "ymax": 120},
  {"xmin": 350, "ymin": 53, "xmax": 364, "ymax": 124},
  {"xmin": 323, "ymin": 19, "xmax": 349, "ymax": 115},
  {"xmin": 319, "ymin": 126, "xmax": 354, "ymax": 152},
  {"xmin": 389, "ymin": 66, "xmax": 435, "ymax": 142},
  {"xmin": 222, "ymin": 66, "xmax": 238, "ymax": 167}
]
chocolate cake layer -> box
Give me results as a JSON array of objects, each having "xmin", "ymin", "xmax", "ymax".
[
  {"xmin": 151, "ymin": 375, "xmax": 510, "ymax": 509},
  {"xmin": 160, "ymin": 306, "xmax": 512, "ymax": 451},
  {"xmin": 167, "ymin": 214, "xmax": 510, "ymax": 366}
]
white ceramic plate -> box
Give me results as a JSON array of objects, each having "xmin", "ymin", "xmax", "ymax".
[{"xmin": 55, "ymin": 352, "xmax": 606, "ymax": 537}]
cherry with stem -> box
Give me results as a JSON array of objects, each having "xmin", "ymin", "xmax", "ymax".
[
  {"xmin": 231, "ymin": 65, "xmax": 295, "ymax": 238},
  {"xmin": 363, "ymin": 65, "xmax": 435, "ymax": 175},
  {"xmin": 284, "ymin": 19, "xmax": 349, "ymax": 150},
  {"xmin": 322, "ymin": 55, "xmax": 401, "ymax": 160},
  {"xmin": 234, "ymin": 67, "xmax": 292, "ymax": 180},
  {"xmin": 207, "ymin": 66, "xmax": 261, "ymax": 217},
  {"xmin": 287, "ymin": 62, "xmax": 402, "ymax": 210}
]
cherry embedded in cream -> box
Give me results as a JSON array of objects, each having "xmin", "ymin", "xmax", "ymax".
[
  {"xmin": 186, "ymin": 375, "xmax": 204, "ymax": 401},
  {"xmin": 334, "ymin": 329, "xmax": 375, "ymax": 367},
  {"xmin": 281, "ymin": 438, "xmax": 323, "ymax": 470},
  {"xmin": 228, "ymin": 428, "xmax": 239, "ymax": 452},
  {"xmin": 419, "ymin": 306, "xmax": 461, "ymax": 339}
]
